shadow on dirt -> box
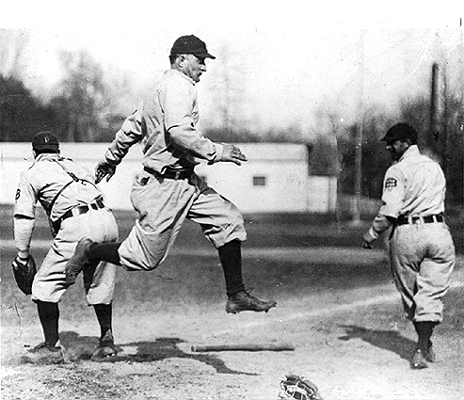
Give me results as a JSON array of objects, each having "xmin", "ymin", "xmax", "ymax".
[
  {"xmin": 337, "ymin": 325, "xmax": 415, "ymax": 361},
  {"xmin": 59, "ymin": 331, "xmax": 256, "ymax": 375}
]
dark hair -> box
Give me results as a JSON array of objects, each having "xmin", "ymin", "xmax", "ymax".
[{"xmin": 169, "ymin": 54, "xmax": 178, "ymax": 64}]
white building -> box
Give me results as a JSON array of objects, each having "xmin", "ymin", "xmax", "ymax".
[{"xmin": 0, "ymin": 143, "xmax": 337, "ymax": 213}]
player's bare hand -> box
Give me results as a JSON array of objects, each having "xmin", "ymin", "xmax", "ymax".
[
  {"xmin": 221, "ymin": 144, "xmax": 248, "ymax": 166},
  {"xmin": 95, "ymin": 161, "xmax": 117, "ymax": 184},
  {"xmin": 362, "ymin": 230, "xmax": 375, "ymax": 249}
]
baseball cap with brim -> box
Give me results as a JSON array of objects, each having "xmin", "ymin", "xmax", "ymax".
[
  {"xmin": 381, "ymin": 123, "xmax": 418, "ymax": 144},
  {"xmin": 32, "ymin": 131, "xmax": 59, "ymax": 152},
  {"xmin": 170, "ymin": 35, "xmax": 216, "ymax": 59}
]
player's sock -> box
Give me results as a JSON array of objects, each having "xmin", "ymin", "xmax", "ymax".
[
  {"xmin": 89, "ymin": 242, "xmax": 122, "ymax": 265},
  {"xmin": 218, "ymin": 239, "xmax": 246, "ymax": 296},
  {"xmin": 36, "ymin": 301, "xmax": 59, "ymax": 348},
  {"xmin": 93, "ymin": 303, "xmax": 113, "ymax": 340},
  {"xmin": 413, "ymin": 321, "xmax": 436, "ymax": 352}
]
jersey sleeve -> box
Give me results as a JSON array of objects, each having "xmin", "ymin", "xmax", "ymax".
[
  {"xmin": 161, "ymin": 78, "xmax": 222, "ymax": 163},
  {"xmin": 13, "ymin": 171, "xmax": 37, "ymax": 219},
  {"xmin": 378, "ymin": 165, "xmax": 405, "ymax": 219},
  {"xmin": 13, "ymin": 171, "xmax": 38, "ymax": 255},
  {"xmin": 105, "ymin": 107, "xmax": 143, "ymax": 165}
]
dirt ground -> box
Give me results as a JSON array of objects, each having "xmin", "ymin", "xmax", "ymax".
[
  {"xmin": 1, "ymin": 256, "xmax": 463, "ymax": 400},
  {"xmin": 1, "ymin": 210, "xmax": 463, "ymax": 400}
]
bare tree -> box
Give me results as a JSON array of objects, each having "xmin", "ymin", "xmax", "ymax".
[
  {"xmin": 0, "ymin": 29, "xmax": 31, "ymax": 79},
  {"xmin": 58, "ymin": 49, "xmax": 108, "ymax": 142}
]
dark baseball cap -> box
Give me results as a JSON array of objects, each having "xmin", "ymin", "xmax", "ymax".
[
  {"xmin": 381, "ymin": 123, "xmax": 418, "ymax": 144},
  {"xmin": 170, "ymin": 35, "xmax": 216, "ymax": 59},
  {"xmin": 32, "ymin": 131, "xmax": 59, "ymax": 152}
]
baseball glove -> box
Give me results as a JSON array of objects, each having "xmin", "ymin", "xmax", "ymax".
[
  {"xmin": 279, "ymin": 374, "xmax": 324, "ymax": 400},
  {"xmin": 11, "ymin": 255, "xmax": 37, "ymax": 295}
]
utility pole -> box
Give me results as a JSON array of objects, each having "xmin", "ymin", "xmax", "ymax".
[
  {"xmin": 442, "ymin": 62, "xmax": 449, "ymax": 182},
  {"xmin": 352, "ymin": 30, "xmax": 365, "ymax": 225},
  {"xmin": 430, "ymin": 62, "xmax": 440, "ymax": 147}
]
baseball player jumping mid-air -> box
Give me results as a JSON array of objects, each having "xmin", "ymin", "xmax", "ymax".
[
  {"xmin": 65, "ymin": 34, "xmax": 277, "ymax": 315},
  {"xmin": 362, "ymin": 123, "xmax": 456, "ymax": 369},
  {"xmin": 13, "ymin": 132, "xmax": 120, "ymax": 364}
]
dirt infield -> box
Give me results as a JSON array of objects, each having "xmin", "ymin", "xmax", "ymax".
[
  {"xmin": 1, "ymin": 210, "xmax": 463, "ymax": 399},
  {"xmin": 1, "ymin": 248, "xmax": 463, "ymax": 400}
]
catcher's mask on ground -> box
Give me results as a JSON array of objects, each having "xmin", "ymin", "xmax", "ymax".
[{"xmin": 279, "ymin": 374, "xmax": 323, "ymax": 400}]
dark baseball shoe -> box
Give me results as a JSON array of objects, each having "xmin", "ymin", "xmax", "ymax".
[
  {"xmin": 226, "ymin": 290, "xmax": 277, "ymax": 314},
  {"xmin": 91, "ymin": 330, "xmax": 117, "ymax": 362},
  {"xmin": 66, "ymin": 238, "xmax": 96, "ymax": 286},
  {"xmin": 411, "ymin": 349, "xmax": 429, "ymax": 369},
  {"xmin": 21, "ymin": 342, "xmax": 65, "ymax": 365}
]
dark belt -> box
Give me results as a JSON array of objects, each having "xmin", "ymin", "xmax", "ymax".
[
  {"xmin": 397, "ymin": 213, "xmax": 444, "ymax": 226},
  {"xmin": 144, "ymin": 166, "xmax": 193, "ymax": 180},
  {"xmin": 54, "ymin": 197, "xmax": 106, "ymax": 230}
]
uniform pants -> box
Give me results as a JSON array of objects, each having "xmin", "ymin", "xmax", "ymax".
[
  {"xmin": 389, "ymin": 222, "xmax": 455, "ymax": 323},
  {"xmin": 32, "ymin": 208, "xmax": 119, "ymax": 304},
  {"xmin": 118, "ymin": 170, "xmax": 246, "ymax": 271}
]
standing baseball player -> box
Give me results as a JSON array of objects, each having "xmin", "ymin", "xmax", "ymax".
[
  {"xmin": 65, "ymin": 34, "xmax": 276, "ymax": 314},
  {"xmin": 13, "ymin": 131, "xmax": 119, "ymax": 364},
  {"xmin": 362, "ymin": 123, "xmax": 455, "ymax": 369}
]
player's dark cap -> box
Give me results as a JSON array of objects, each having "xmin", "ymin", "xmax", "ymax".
[
  {"xmin": 170, "ymin": 35, "xmax": 216, "ymax": 59},
  {"xmin": 381, "ymin": 123, "xmax": 418, "ymax": 144},
  {"xmin": 32, "ymin": 131, "xmax": 59, "ymax": 152}
]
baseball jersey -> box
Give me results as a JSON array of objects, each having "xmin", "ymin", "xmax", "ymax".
[
  {"xmin": 14, "ymin": 153, "xmax": 103, "ymax": 223},
  {"xmin": 379, "ymin": 145, "xmax": 445, "ymax": 219},
  {"xmin": 103, "ymin": 69, "xmax": 223, "ymax": 173}
]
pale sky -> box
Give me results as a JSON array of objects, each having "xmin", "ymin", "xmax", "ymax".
[{"xmin": 1, "ymin": 1, "xmax": 463, "ymax": 137}]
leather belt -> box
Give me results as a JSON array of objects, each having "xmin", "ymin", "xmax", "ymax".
[
  {"xmin": 144, "ymin": 166, "xmax": 193, "ymax": 180},
  {"xmin": 397, "ymin": 213, "xmax": 444, "ymax": 226},
  {"xmin": 55, "ymin": 197, "xmax": 105, "ymax": 228}
]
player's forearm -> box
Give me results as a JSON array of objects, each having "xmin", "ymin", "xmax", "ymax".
[
  {"xmin": 105, "ymin": 111, "xmax": 142, "ymax": 165},
  {"xmin": 13, "ymin": 216, "xmax": 35, "ymax": 257},
  {"xmin": 169, "ymin": 125, "xmax": 223, "ymax": 163},
  {"xmin": 368, "ymin": 213, "xmax": 395, "ymax": 240}
]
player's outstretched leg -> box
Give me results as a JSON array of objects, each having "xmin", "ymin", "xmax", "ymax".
[
  {"xmin": 65, "ymin": 238, "xmax": 97, "ymax": 286},
  {"xmin": 66, "ymin": 239, "xmax": 121, "ymax": 286}
]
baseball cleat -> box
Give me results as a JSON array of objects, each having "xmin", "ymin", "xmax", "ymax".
[
  {"xmin": 65, "ymin": 238, "xmax": 96, "ymax": 286},
  {"xmin": 91, "ymin": 330, "xmax": 117, "ymax": 362},
  {"xmin": 226, "ymin": 290, "xmax": 277, "ymax": 314},
  {"xmin": 21, "ymin": 342, "xmax": 65, "ymax": 365},
  {"xmin": 411, "ymin": 349, "xmax": 429, "ymax": 369}
]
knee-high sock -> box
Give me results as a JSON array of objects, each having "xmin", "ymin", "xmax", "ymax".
[
  {"xmin": 413, "ymin": 321, "xmax": 436, "ymax": 352},
  {"xmin": 93, "ymin": 303, "xmax": 113, "ymax": 341},
  {"xmin": 218, "ymin": 240, "xmax": 246, "ymax": 296},
  {"xmin": 37, "ymin": 301, "xmax": 59, "ymax": 347},
  {"xmin": 89, "ymin": 242, "xmax": 121, "ymax": 265}
]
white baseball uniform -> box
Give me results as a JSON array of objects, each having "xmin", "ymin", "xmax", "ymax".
[
  {"xmin": 101, "ymin": 69, "xmax": 246, "ymax": 271},
  {"xmin": 14, "ymin": 153, "xmax": 119, "ymax": 304},
  {"xmin": 372, "ymin": 145, "xmax": 455, "ymax": 322}
]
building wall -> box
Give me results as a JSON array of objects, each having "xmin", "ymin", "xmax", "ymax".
[{"xmin": 0, "ymin": 143, "xmax": 337, "ymax": 213}]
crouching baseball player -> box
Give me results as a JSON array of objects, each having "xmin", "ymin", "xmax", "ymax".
[
  {"xmin": 362, "ymin": 123, "xmax": 456, "ymax": 369},
  {"xmin": 13, "ymin": 131, "xmax": 119, "ymax": 364}
]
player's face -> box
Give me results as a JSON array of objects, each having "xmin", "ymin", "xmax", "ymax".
[
  {"xmin": 181, "ymin": 54, "xmax": 206, "ymax": 83},
  {"xmin": 386, "ymin": 140, "xmax": 408, "ymax": 161}
]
